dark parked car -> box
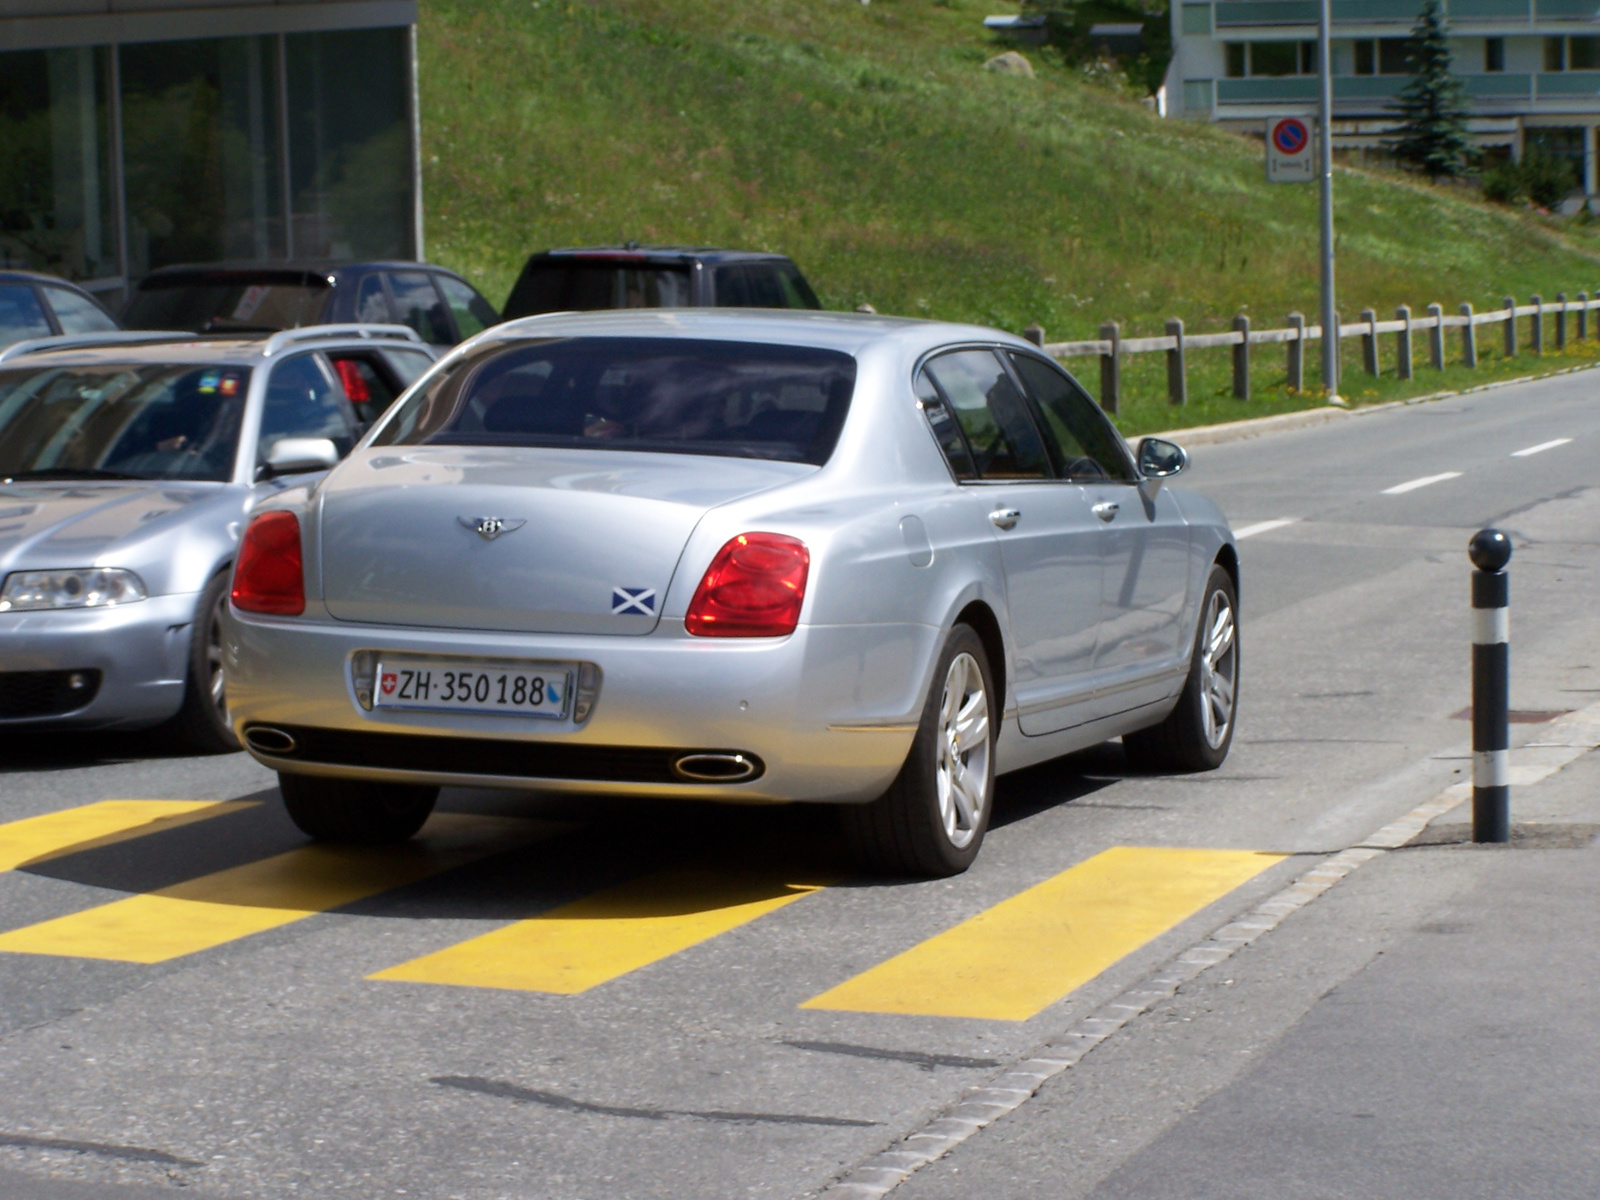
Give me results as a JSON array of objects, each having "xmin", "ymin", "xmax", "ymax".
[
  {"xmin": 502, "ymin": 246, "xmax": 822, "ymax": 319},
  {"xmin": 122, "ymin": 262, "xmax": 500, "ymax": 348},
  {"xmin": 0, "ymin": 271, "xmax": 120, "ymax": 351}
]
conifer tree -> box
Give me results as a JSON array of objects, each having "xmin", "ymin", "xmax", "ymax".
[{"xmin": 1387, "ymin": 0, "xmax": 1472, "ymax": 181}]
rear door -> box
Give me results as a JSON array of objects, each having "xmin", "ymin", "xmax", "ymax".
[{"xmin": 918, "ymin": 348, "xmax": 1104, "ymax": 736}]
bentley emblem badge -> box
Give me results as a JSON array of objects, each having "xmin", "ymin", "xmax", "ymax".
[{"xmin": 459, "ymin": 516, "xmax": 526, "ymax": 541}]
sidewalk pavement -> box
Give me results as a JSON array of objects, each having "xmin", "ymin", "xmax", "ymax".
[{"xmin": 897, "ymin": 746, "xmax": 1600, "ymax": 1200}]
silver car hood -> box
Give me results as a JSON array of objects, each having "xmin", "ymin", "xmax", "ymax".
[
  {"xmin": 318, "ymin": 446, "xmax": 815, "ymax": 634},
  {"xmin": 0, "ymin": 482, "xmax": 222, "ymax": 572}
]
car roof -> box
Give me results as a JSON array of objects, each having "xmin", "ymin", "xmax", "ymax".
[
  {"xmin": 0, "ymin": 270, "xmax": 101, "ymax": 292},
  {"xmin": 529, "ymin": 246, "xmax": 797, "ymax": 265},
  {"xmin": 135, "ymin": 262, "xmax": 468, "ymax": 288},
  {"xmin": 458, "ymin": 307, "xmax": 1033, "ymax": 358},
  {"xmin": 0, "ymin": 325, "xmax": 431, "ymax": 369}
]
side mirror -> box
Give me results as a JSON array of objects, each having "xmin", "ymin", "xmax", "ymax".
[
  {"xmin": 261, "ymin": 437, "xmax": 339, "ymax": 477},
  {"xmin": 1136, "ymin": 436, "xmax": 1188, "ymax": 479}
]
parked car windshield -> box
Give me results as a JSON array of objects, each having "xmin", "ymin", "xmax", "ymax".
[
  {"xmin": 124, "ymin": 277, "xmax": 328, "ymax": 333},
  {"xmin": 503, "ymin": 263, "xmax": 694, "ymax": 318},
  {"xmin": 0, "ymin": 363, "xmax": 249, "ymax": 482},
  {"xmin": 373, "ymin": 337, "xmax": 855, "ymax": 465}
]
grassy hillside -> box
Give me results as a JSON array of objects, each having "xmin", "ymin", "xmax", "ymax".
[{"xmin": 419, "ymin": 0, "xmax": 1600, "ymax": 351}]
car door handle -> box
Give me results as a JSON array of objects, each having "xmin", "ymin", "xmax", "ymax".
[
  {"xmin": 1092, "ymin": 501, "xmax": 1120, "ymax": 522},
  {"xmin": 989, "ymin": 508, "xmax": 1021, "ymax": 530}
]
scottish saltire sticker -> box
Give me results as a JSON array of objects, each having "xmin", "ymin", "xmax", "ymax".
[{"xmin": 611, "ymin": 587, "xmax": 657, "ymax": 615}]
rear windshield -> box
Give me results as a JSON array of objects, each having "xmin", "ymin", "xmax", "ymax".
[
  {"xmin": 0, "ymin": 363, "xmax": 249, "ymax": 482},
  {"xmin": 503, "ymin": 262, "xmax": 693, "ymax": 318},
  {"xmin": 373, "ymin": 337, "xmax": 855, "ymax": 466},
  {"xmin": 125, "ymin": 278, "xmax": 329, "ymax": 333}
]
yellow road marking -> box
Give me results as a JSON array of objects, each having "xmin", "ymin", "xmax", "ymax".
[
  {"xmin": 0, "ymin": 800, "xmax": 253, "ymax": 872},
  {"xmin": 370, "ymin": 867, "xmax": 827, "ymax": 994},
  {"xmin": 0, "ymin": 814, "xmax": 548, "ymax": 964},
  {"xmin": 803, "ymin": 847, "xmax": 1283, "ymax": 1021}
]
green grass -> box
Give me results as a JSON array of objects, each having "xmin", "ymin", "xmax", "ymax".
[{"xmin": 419, "ymin": 0, "xmax": 1600, "ymax": 428}]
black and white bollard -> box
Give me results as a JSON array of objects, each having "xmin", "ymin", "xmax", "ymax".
[{"xmin": 1469, "ymin": 529, "xmax": 1512, "ymax": 843}]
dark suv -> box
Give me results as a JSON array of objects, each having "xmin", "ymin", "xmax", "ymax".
[
  {"xmin": 502, "ymin": 247, "xmax": 822, "ymax": 319},
  {"xmin": 123, "ymin": 262, "xmax": 500, "ymax": 348},
  {"xmin": 0, "ymin": 270, "xmax": 120, "ymax": 351}
]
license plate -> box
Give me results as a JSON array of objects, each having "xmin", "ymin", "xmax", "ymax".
[{"xmin": 375, "ymin": 658, "xmax": 572, "ymax": 719}]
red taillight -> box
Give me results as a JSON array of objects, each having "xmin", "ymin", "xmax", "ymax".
[
  {"xmin": 232, "ymin": 511, "xmax": 305, "ymax": 616},
  {"xmin": 332, "ymin": 358, "xmax": 370, "ymax": 403},
  {"xmin": 685, "ymin": 533, "xmax": 809, "ymax": 638}
]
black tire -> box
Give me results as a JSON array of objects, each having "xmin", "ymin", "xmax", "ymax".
[
  {"xmin": 1123, "ymin": 563, "xmax": 1239, "ymax": 773},
  {"xmin": 279, "ymin": 772, "xmax": 439, "ymax": 844},
  {"xmin": 841, "ymin": 624, "xmax": 997, "ymax": 878},
  {"xmin": 167, "ymin": 570, "xmax": 240, "ymax": 754}
]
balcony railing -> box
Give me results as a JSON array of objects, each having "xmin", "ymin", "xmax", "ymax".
[
  {"xmin": 1212, "ymin": 0, "xmax": 1600, "ymax": 26},
  {"xmin": 1215, "ymin": 72, "xmax": 1600, "ymax": 104}
]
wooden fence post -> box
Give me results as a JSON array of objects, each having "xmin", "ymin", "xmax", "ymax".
[
  {"xmin": 1287, "ymin": 312, "xmax": 1305, "ymax": 391},
  {"xmin": 1427, "ymin": 303, "xmax": 1445, "ymax": 369},
  {"xmin": 1504, "ymin": 296, "xmax": 1517, "ymax": 356},
  {"xmin": 1023, "ymin": 323, "xmax": 1045, "ymax": 348},
  {"xmin": 1165, "ymin": 317, "xmax": 1186, "ymax": 406},
  {"xmin": 1531, "ymin": 294, "xmax": 1543, "ymax": 354},
  {"xmin": 1556, "ymin": 293, "xmax": 1568, "ymax": 350},
  {"xmin": 1460, "ymin": 302, "xmax": 1477, "ymax": 368},
  {"xmin": 1361, "ymin": 308, "xmax": 1379, "ymax": 376},
  {"xmin": 1396, "ymin": 305, "xmax": 1413, "ymax": 379},
  {"xmin": 1231, "ymin": 313, "xmax": 1250, "ymax": 400},
  {"xmin": 1579, "ymin": 293, "xmax": 1589, "ymax": 342},
  {"xmin": 1099, "ymin": 320, "xmax": 1120, "ymax": 414}
]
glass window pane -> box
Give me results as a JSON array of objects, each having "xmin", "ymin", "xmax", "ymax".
[
  {"xmin": 1008, "ymin": 353, "xmax": 1135, "ymax": 483},
  {"xmin": 42, "ymin": 285, "xmax": 115, "ymax": 334},
  {"xmin": 1379, "ymin": 38, "xmax": 1410, "ymax": 75},
  {"xmin": 0, "ymin": 48, "xmax": 118, "ymax": 284},
  {"xmin": 355, "ymin": 274, "xmax": 392, "ymax": 323},
  {"xmin": 1571, "ymin": 37, "xmax": 1600, "ymax": 70},
  {"xmin": 1486, "ymin": 38, "xmax": 1505, "ymax": 73},
  {"xmin": 1250, "ymin": 41, "xmax": 1298, "ymax": 78},
  {"xmin": 380, "ymin": 348, "xmax": 434, "ymax": 387},
  {"xmin": 778, "ymin": 264, "xmax": 821, "ymax": 309},
  {"xmin": 0, "ymin": 285, "xmax": 53, "ymax": 346},
  {"xmin": 922, "ymin": 350, "xmax": 1048, "ymax": 480},
  {"xmin": 1546, "ymin": 36, "xmax": 1566, "ymax": 72},
  {"xmin": 387, "ymin": 272, "xmax": 452, "ymax": 344},
  {"xmin": 1225, "ymin": 43, "xmax": 1246, "ymax": 78},
  {"xmin": 436, "ymin": 274, "xmax": 498, "ymax": 338},
  {"xmin": 259, "ymin": 354, "xmax": 357, "ymax": 464},
  {"xmin": 715, "ymin": 265, "xmax": 751, "ymax": 306},
  {"xmin": 285, "ymin": 27, "xmax": 412, "ymax": 259},
  {"xmin": 915, "ymin": 366, "xmax": 975, "ymax": 480},
  {"xmin": 1354, "ymin": 40, "xmax": 1375, "ymax": 76},
  {"xmin": 120, "ymin": 38, "xmax": 285, "ymax": 277}
]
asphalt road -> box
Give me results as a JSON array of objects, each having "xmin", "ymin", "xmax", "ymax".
[{"xmin": 1, "ymin": 367, "xmax": 1598, "ymax": 1200}]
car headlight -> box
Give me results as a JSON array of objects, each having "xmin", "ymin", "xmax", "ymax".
[{"xmin": 0, "ymin": 568, "xmax": 149, "ymax": 612}]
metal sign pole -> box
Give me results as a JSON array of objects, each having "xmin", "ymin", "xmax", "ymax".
[{"xmin": 1318, "ymin": 0, "xmax": 1338, "ymax": 397}]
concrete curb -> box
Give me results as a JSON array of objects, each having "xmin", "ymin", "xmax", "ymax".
[{"xmin": 1145, "ymin": 359, "xmax": 1600, "ymax": 448}]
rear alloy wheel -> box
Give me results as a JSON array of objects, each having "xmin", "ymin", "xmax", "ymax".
[
  {"xmin": 168, "ymin": 571, "xmax": 240, "ymax": 754},
  {"xmin": 841, "ymin": 624, "xmax": 995, "ymax": 877},
  {"xmin": 278, "ymin": 772, "xmax": 439, "ymax": 845},
  {"xmin": 1123, "ymin": 563, "xmax": 1238, "ymax": 773}
]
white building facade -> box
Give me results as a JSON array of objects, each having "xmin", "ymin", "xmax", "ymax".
[{"xmin": 1168, "ymin": 0, "xmax": 1600, "ymax": 195}]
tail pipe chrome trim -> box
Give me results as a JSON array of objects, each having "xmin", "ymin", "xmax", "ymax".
[
  {"xmin": 243, "ymin": 726, "xmax": 298, "ymax": 756},
  {"xmin": 671, "ymin": 752, "xmax": 761, "ymax": 783}
]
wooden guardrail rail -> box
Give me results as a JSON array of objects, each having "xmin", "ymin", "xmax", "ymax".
[{"xmin": 1023, "ymin": 291, "xmax": 1597, "ymax": 413}]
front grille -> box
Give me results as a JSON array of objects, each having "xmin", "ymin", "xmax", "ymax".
[
  {"xmin": 0, "ymin": 669, "xmax": 102, "ymax": 719},
  {"xmin": 246, "ymin": 723, "xmax": 764, "ymax": 785}
]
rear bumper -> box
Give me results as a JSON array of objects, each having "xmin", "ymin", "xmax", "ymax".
[
  {"xmin": 223, "ymin": 611, "xmax": 937, "ymax": 803},
  {"xmin": 0, "ymin": 594, "xmax": 197, "ymax": 729}
]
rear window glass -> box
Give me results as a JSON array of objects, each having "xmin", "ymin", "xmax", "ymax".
[
  {"xmin": 373, "ymin": 337, "xmax": 855, "ymax": 466},
  {"xmin": 124, "ymin": 279, "xmax": 329, "ymax": 333},
  {"xmin": 0, "ymin": 285, "xmax": 53, "ymax": 345},
  {"xmin": 503, "ymin": 263, "xmax": 693, "ymax": 318},
  {"xmin": 44, "ymin": 286, "xmax": 118, "ymax": 335}
]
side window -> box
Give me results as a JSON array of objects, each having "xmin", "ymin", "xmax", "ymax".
[
  {"xmin": 740, "ymin": 266, "xmax": 789, "ymax": 308},
  {"xmin": 386, "ymin": 271, "xmax": 454, "ymax": 344},
  {"xmin": 914, "ymin": 367, "xmax": 975, "ymax": 480},
  {"xmin": 327, "ymin": 352, "xmax": 401, "ymax": 425},
  {"xmin": 778, "ymin": 264, "xmax": 822, "ymax": 310},
  {"xmin": 714, "ymin": 265, "xmax": 750, "ymax": 307},
  {"xmin": 0, "ymin": 285, "xmax": 54, "ymax": 344},
  {"xmin": 1008, "ymin": 353, "xmax": 1136, "ymax": 483},
  {"xmin": 380, "ymin": 348, "xmax": 435, "ymax": 387},
  {"xmin": 43, "ymin": 286, "xmax": 117, "ymax": 334},
  {"xmin": 921, "ymin": 349, "xmax": 1049, "ymax": 480},
  {"xmin": 355, "ymin": 274, "xmax": 393, "ymax": 324},
  {"xmin": 258, "ymin": 354, "xmax": 359, "ymax": 466},
  {"xmin": 435, "ymin": 274, "xmax": 499, "ymax": 339}
]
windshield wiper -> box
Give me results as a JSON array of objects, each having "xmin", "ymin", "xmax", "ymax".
[{"xmin": 1, "ymin": 468, "xmax": 153, "ymax": 482}]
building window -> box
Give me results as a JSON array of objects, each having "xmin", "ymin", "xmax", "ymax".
[
  {"xmin": 1224, "ymin": 41, "xmax": 1317, "ymax": 79},
  {"xmin": 1546, "ymin": 36, "xmax": 1566, "ymax": 71},
  {"xmin": 0, "ymin": 47, "xmax": 119, "ymax": 284},
  {"xmin": 1181, "ymin": 4, "xmax": 1212, "ymax": 36},
  {"xmin": 1182, "ymin": 78, "xmax": 1214, "ymax": 115},
  {"xmin": 1353, "ymin": 39, "xmax": 1411, "ymax": 76},
  {"xmin": 1541, "ymin": 36, "xmax": 1598, "ymax": 71},
  {"xmin": 1485, "ymin": 37, "xmax": 1504, "ymax": 73}
]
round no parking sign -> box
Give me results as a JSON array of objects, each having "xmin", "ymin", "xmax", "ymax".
[{"xmin": 1266, "ymin": 116, "xmax": 1316, "ymax": 183}]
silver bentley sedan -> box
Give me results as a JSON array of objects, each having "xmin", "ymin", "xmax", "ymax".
[
  {"xmin": 0, "ymin": 326, "xmax": 436, "ymax": 749},
  {"xmin": 225, "ymin": 310, "xmax": 1238, "ymax": 875}
]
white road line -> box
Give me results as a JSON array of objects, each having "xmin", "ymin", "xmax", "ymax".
[
  {"xmin": 1511, "ymin": 437, "xmax": 1573, "ymax": 458},
  {"xmin": 1382, "ymin": 471, "xmax": 1462, "ymax": 495},
  {"xmin": 1232, "ymin": 518, "xmax": 1300, "ymax": 540}
]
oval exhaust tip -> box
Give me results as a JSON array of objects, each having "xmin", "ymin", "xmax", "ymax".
[
  {"xmin": 673, "ymin": 752, "xmax": 759, "ymax": 783},
  {"xmin": 244, "ymin": 727, "xmax": 297, "ymax": 756}
]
